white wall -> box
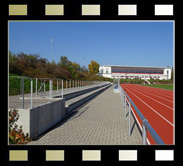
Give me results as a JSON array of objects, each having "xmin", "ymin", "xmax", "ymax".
[
  {"xmin": 103, "ymin": 66, "xmax": 111, "ymax": 74},
  {"xmin": 99, "ymin": 66, "xmax": 172, "ymax": 80},
  {"xmin": 15, "ymin": 99, "xmax": 65, "ymax": 138},
  {"xmin": 164, "ymin": 68, "xmax": 171, "ymax": 79},
  {"xmin": 99, "ymin": 66, "xmax": 104, "ymax": 73},
  {"xmin": 102, "ymin": 73, "xmax": 113, "ymax": 78}
]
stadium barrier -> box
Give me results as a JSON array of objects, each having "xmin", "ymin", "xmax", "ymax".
[
  {"xmin": 9, "ymin": 76, "xmax": 109, "ymax": 109},
  {"xmin": 119, "ymin": 83, "xmax": 165, "ymax": 145}
]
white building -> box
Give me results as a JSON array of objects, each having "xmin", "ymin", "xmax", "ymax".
[{"xmin": 98, "ymin": 65, "xmax": 171, "ymax": 80}]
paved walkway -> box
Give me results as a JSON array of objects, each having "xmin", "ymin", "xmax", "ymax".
[{"xmin": 28, "ymin": 85, "xmax": 142, "ymax": 145}]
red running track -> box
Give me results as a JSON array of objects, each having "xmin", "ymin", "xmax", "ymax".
[{"xmin": 121, "ymin": 84, "xmax": 174, "ymax": 145}]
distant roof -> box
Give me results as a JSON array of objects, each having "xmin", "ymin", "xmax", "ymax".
[{"xmin": 101, "ymin": 65, "xmax": 171, "ymax": 69}]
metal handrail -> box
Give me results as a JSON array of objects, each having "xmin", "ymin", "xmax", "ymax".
[
  {"xmin": 9, "ymin": 76, "xmax": 31, "ymax": 79},
  {"xmin": 119, "ymin": 84, "xmax": 165, "ymax": 145},
  {"xmin": 9, "ymin": 75, "xmax": 110, "ymax": 109}
]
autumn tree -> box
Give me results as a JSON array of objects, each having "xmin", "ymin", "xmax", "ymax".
[
  {"xmin": 88, "ymin": 60, "xmax": 99, "ymax": 75},
  {"xmin": 60, "ymin": 56, "xmax": 72, "ymax": 67},
  {"xmin": 9, "ymin": 51, "xmax": 112, "ymax": 82},
  {"xmin": 72, "ymin": 62, "xmax": 80, "ymax": 71},
  {"xmin": 81, "ymin": 66, "xmax": 88, "ymax": 72}
]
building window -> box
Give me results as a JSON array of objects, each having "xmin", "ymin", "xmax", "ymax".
[{"xmin": 106, "ymin": 68, "xmax": 108, "ymax": 73}]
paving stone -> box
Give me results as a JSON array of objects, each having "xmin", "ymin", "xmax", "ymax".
[{"xmin": 28, "ymin": 85, "xmax": 142, "ymax": 145}]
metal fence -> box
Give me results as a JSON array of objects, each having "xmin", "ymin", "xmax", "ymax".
[
  {"xmin": 118, "ymin": 82, "xmax": 165, "ymax": 145},
  {"xmin": 9, "ymin": 76, "xmax": 109, "ymax": 109}
]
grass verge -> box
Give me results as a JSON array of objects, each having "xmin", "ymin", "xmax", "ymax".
[{"xmin": 141, "ymin": 84, "xmax": 173, "ymax": 90}]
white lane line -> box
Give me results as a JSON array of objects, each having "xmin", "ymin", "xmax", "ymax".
[
  {"xmin": 124, "ymin": 86, "xmax": 174, "ymax": 127},
  {"xmin": 130, "ymin": 86, "xmax": 173, "ymax": 103},
  {"xmin": 138, "ymin": 85, "xmax": 173, "ymax": 98},
  {"xmin": 137, "ymin": 85, "xmax": 173, "ymax": 96},
  {"xmin": 127, "ymin": 87, "xmax": 173, "ymax": 110}
]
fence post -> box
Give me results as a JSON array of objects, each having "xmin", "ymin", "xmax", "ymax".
[
  {"xmin": 60, "ymin": 80, "xmax": 61, "ymax": 96},
  {"xmin": 31, "ymin": 78, "xmax": 33, "ymax": 108},
  {"xmin": 66, "ymin": 80, "xmax": 67, "ymax": 91},
  {"xmin": 62, "ymin": 79, "xmax": 63, "ymax": 98},
  {"xmin": 49, "ymin": 79, "xmax": 52, "ymax": 102},
  {"xmin": 70, "ymin": 80, "xmax": 71, "ymax": 91},
  {"xmin": 22, "ymin": 77, "xmax": 24, "ymax": 109},
  {"xmin": 57, "ymin": 79, "xmax": 58, "ymax": 93},
  {"xmin": 129, "ymin": 99, "xmax": 131, "ymax": 136},
  {"xmin": 36, "ymin": 78, "xmax": 37, "ymax": 96},
  {"xmin": 142, "ymin": 120, "xmax": 147, "ymax": 145},
  {"xmin": 44, "ymin": 80, "xmax": 45, "ymax": 95},
  {"xmin": 20, "ymin": 78, "xmax": 22, "ymax": 97},
  {"xmin": 41, "ymin": 79, "xmax": 42, "ymax": 97},
  {"xmin": 72, "ymin": 80, "xmax": 74, "ymax": 91}
]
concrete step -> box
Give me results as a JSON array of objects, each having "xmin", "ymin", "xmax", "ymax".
[
  {"xmin": 54, "ymin": 83, "xmax": 110, "ymax": 101},
  {"xmin": 65, "ymin": 84, "xmax": 111, "ymax": 115}
]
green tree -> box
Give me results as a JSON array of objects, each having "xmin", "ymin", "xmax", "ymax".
[
  {"xmin": 60, "ymin": 56, "xmax": 71, "ymax": 66},
  {"xmin": 9, "ymin": 51, "xmax": 22, "ymax": 75},
  {"xmin": 72, "ymin": 62, "xmax": 80, "ymax": 71},
  {"xmin": 88, "ymin": 60, "xmax": 99, "ymax": 75},
  {"xmin": 81, "ymin": 66, "xmax": 88, "ymax": 72}
]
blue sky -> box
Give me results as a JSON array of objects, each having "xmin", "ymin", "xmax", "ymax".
[{"xmin": 9, "ymin": 21, "xmax": 174, "ymax": 68}]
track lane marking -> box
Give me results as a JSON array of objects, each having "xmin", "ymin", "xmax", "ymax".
[
  {"xmin": 126, "ymin": 87, "xmax": 174, "ymax": 110},
  {"xmin": 122, "ymin": 84, "xmax": 174, "ymax": 144},
  {"xmin": 138, "ymin": 85, "xmax": 173, "ymax": 98},
  {"xmin": 129, "ymin": 86, "xmax": 173, "ymax": 102},
  {"xmin": 123, "ymin": 85, "xmax": 174, "ymax": 127}
]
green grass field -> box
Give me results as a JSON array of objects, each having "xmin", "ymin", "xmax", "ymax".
[{"xmin": 142, "ymin": 84, "xmax": 173, "ymax": 90}]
